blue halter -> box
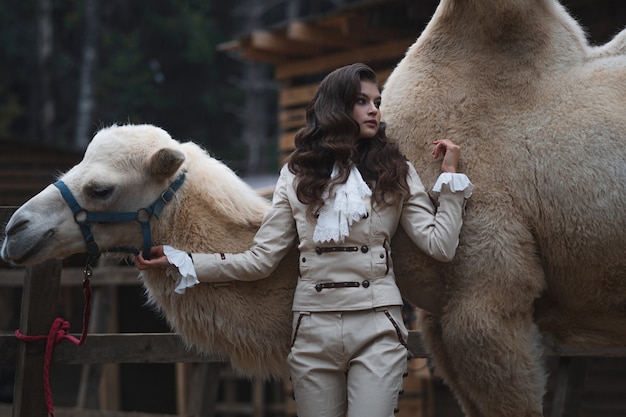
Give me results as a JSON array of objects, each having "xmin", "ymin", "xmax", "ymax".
[{"xmin": 53, "ymin": 172, "xmax": 186, "ymax": 263}]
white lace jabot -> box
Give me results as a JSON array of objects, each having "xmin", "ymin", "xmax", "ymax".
[{"xmin": 313, "ymin": 164, "xmax": 372, "ymax": 243}]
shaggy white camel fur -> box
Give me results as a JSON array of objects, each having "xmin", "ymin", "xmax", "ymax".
[
  {"xmin": 1, "ymin": 1, "xmax": 624, "ymax": 415},
  {"xmin": 1, "ymin": 124, "xmax": 299, "ymax": 378},
  {"xmin": 382, "ymin": 0, "xmax": 626, "ymax": 416}
]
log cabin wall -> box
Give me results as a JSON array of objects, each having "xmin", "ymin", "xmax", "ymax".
[
  {"xmin": 219, "ymin": 0, "xmax": 625, "ymax": 162},
  {"xmin": 0, "ymin": 142, "xmax": 82, "ymax": 207},
  {"xmin": 220, "ymin": 0, "xmax": 440, "ymax": 161}
]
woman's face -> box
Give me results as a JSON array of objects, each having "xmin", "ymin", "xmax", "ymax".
[{"xmin": 351, "ymin": 80, "xmax": 381, "ymax": 139}]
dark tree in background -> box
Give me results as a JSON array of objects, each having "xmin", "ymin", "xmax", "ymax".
[
  {"xmin": 0, "ymin": 0, "xmax": 277, "ymax": 173},
  {"xmin": 0, "ymin": 0, "xmax": 397, "ymax": 176},
  {"xmin": 95, "ymin": 1, "xmax": 236, "ymax": 150},
  {"xmin": 74, "ymin": 0, "xmax": 99, "ymax": 149},
  {"xmin": 0, "ymin": 2, "xmax": 38, "ymax": 143}
]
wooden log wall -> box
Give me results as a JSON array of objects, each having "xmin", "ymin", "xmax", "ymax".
[
  {"xmin": 0, "ymin": 142, "xmax": 81, "ymax": 206},
  {"xmin": 218, "ymin": 0, "xmax": 625, "ymax": 163},
  {"xmin": 218, "ymin": 0, "xmax": 440, "ymax": 161}
]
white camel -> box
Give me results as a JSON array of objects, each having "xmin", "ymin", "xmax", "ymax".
[
  {"xmin": 2, "ymin": 0, "xmax": 625, "ymax": 415},
  {"xmin": 2, "ymin": 125, "xmax": 299, "ymax": 378},
  {"xmin": 382, "ymin": 0, "xmax": 626, "ymax": 416}
]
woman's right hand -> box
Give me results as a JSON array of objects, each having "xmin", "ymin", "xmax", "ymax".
[
  {"xmin": 134, "ymin": 245, "xmax": 172, "ymax": 270},
  {"xmin": 432, "ymin": 139, "xmax": 461, "ymax": 173}
]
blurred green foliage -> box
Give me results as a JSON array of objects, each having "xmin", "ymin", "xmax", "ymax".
[{"xmin": 0, "ymin": 0, "xmax": 246, "ymax": 161}]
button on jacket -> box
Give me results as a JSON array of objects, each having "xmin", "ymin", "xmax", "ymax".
[{"xmin": 191, "ymin": 162, "xmax": 467, "ymax": 312}]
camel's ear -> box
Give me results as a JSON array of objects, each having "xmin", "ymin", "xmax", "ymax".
[{"xmin": 149, "ymin": 148, "xmax": 185, "ymax": 178}]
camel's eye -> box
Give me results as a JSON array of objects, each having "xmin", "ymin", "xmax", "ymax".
[{"xmin": 86, "ymin": 185, "xmax": 114, "ymax": 200}]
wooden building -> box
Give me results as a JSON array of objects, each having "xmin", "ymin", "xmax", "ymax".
[
  {"xmin": 218, "ymin": 0, "xmax": 626, "ymax": 416},
  {"xmin": 0, "ymin": 142, "xmax": 82, "ymax": 207},
  {"xmin": 219, "ymin": 0, "xmax": 625, "ymax": 161}
]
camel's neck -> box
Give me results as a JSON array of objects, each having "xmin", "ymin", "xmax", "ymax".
[
  {"xmin": 152, "ymin": 168, "xmax": 267, "ymax": 255},
  {"xmin": 437, "ymin": 0, "xmax": 542, "ymax": 19},
  {"xmin": 436, "ymin": 0, "xmax": 556, "ymax": 25},
  {"xmin": 427, "ymin": 0, "xmax": 588, "ymax": 65}
]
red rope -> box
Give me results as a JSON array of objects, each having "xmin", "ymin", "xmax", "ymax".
[{"xmin": 14, "ymin": 274, "xmax": 92, "ymax": 417}]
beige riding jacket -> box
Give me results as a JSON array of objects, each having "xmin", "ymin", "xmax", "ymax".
[{"xmin": 191, "ymin": 162, "xmax": 468, "ymax": 312}]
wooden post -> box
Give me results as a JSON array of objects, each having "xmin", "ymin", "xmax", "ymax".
[
  {"xmin": 186, "ymin": 362, "xmax": 221, "ymax": 417},
  {"xmin": 251, "ymin": 379, "xmax": 265, "ymax": 417},
  {"xmin": 550, "ymin": 357, "xmax": 587, "ymax": 417},
  {"xmin": 76, "ymin": 285, "xmax": 116, "ymax": 409},
  {"xmin": 12, "ymin": 259, "xmax": 63, "ymax": 417}
]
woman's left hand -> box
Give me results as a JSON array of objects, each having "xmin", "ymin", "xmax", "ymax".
[
  {"xmin": 134, "ymin": 245, "xmax": 171, "ymax": 270},
  {"xmin": 432, "ymin": 139, "xmax": 460, "ymax": 173}
]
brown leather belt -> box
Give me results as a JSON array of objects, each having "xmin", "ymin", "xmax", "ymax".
[
  {"xmin": 314, "ymin": 282, "xmax": 360, "ymax": 292},
  {"xmin": 315, "ymin": 246, "xmax": 358, "ymax": 254}
]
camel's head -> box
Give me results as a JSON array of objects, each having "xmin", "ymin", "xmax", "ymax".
[{"xmin": 1, "ymin": 124, "xmax": 186, "ymax": 265}]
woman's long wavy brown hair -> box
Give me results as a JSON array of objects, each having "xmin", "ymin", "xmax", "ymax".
[{"xmin": 287, "ymin": 63, "xmax": 409, "ymax": 220}]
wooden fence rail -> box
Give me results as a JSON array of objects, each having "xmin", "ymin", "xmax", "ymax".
[
  {"xmin": 1, "ymin": 204, "xmax": 625, "ymax": 417},
  {"xmin": 2, "ymin": 260, "xmax": 626, "ymax": 417}
]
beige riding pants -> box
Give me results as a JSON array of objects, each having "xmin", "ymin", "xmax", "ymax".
[{"xmin": 287, "ymin": 306, "xmax": 408, "ymax": 417}]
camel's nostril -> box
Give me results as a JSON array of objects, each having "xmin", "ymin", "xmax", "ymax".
[{"xmin": 6, "ymin": 218, "xmax": 29, "ymax": 236}]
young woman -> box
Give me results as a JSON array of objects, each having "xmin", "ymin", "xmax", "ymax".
[{"xmin": 136, "ymin": 63, "xmax": 473, "ymax": 417}]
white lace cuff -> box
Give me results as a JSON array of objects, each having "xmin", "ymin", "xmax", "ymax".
[
  {"xmin": 163, "ymin": 245, "xmax": 199, "ymax": 294},
  {"xmin": 432, "ymin": 173, "xmax": 474, "ymax": 198}
]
